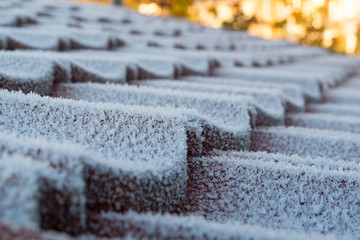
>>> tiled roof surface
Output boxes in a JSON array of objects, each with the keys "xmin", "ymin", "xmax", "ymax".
[{"xmin": 0, "ymin": 0, "xmax": 360, "ymax": 239}]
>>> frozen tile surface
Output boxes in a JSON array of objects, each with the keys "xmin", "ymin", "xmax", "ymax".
[{"xmin": 0, "ymin": 0, "xmax": 359, "ymax": 239}]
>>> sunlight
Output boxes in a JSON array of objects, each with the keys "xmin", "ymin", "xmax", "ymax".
[
  {"xmin": 242, "ymin": 0, "xmax": 256, "ymax": 17},
  {"xmin": 73, "ymin": 0, "xmax": 360, "ymax": 54},
  {"xmin": 216, "ymin": 3, "xmax": 233, "ymax": 22},
  {"xmin": 138, "ymin": 3, "xmax": 161, "ymax": 15}
]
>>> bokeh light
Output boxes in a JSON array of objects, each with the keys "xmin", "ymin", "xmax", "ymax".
[{"xmin": 72, "ymin": 0, "xmax": 360, "ymax": 55}]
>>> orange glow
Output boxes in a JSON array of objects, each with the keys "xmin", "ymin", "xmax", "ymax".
[
  {"xmin": 292, "ymin": 0, "xmax": 302, "ymax": 10},
  {"xmin": 346, "ymin": 33, "xmax": 358, "ymax": 53},
  {"xmin": 188, "ymin": 1, "xmax": 238, "ymax": 28},
  {"xmin": 241, "ymin": 0, "xmax": 360, "ymax": 54},
  {"xmin": 68, "ymin": 0, "xmax": 110, "ymax": 3},
  {"xmin": 71, "ymin": 0, "xmax": 360, "ymax": 54},
  {"xmin": 248, "ymin": 24, "xmax": 274, "ymax": 39},
  {"xmin": 216, "ymin": 3, "xmax": 233, "ymax": 22},
  {"xmin": 138, "ymin": 3, "xmax": 162, "ymax": 15},
  {"xmin": 242, "ymin": 0, "xmax": 256, "ymax": 17}
]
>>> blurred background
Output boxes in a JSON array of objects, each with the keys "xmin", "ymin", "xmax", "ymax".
[{"xmin": 71, "ymin": 0, "xmax": 360, "ymax": 55}]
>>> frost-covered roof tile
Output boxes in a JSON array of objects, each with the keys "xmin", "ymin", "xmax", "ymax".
[
  {"xmin": 1, "ymin": 0, "xmax": 360, "ymax": 238},
  {"xmin": 0, "ymin": 26, "xmax": 123, "ymax": 51},
  {"xmin": 307, "ymin": 103, "xmax": 360, "ymax": 118},
  {"xmin": 0, "ymin": 27, "xmax": 60, "ymax": 50},
  {"xmin": 51, "ymin": 83, "xmax": 253, "ymax": 153},
  {"xmin": 0, "ymin": 51, "xmax": 54, "ymax": 95},
  {"xmin": 285, "ymin": 113, "xmax": 360, "ymax": 133},
  {"xmin": 0, "ymin": 89, "xmax": 188, "ymax": 163},
  {"xmin": 251, "ymin": 126, "xmax": 360, "ymax": 162},
  {"xmin": 0, "ymin": 50, "xmax": 207, "ymax": 89},
  {"xmin": 0, "ymin": 217, "xmax": 69, "ymax": 240},
  {"xmin": 84, "ymin": 150, "xmax": 189, "ymax": 213},
  {"xmin": 183, "ymin": 76, "xmax": 306, "ymax": 112},
  {"xmin": 214, "ymin": 67, "xmax": 323, "ymax": 101},
  {"xmin": 342, "ymin": 75, "xmax": 360, "ymax": 88},
  {"xmin": 85, "ymin": 211, "xmax": 338, "ymax": 240},
  {"xmin": 324, "ymin": 88, "xmax": 360, "ymax": 105},
  {"xmin": 0, "ymin": 154, "xmax": 46, "ymax": 228},
  {"xmin": 0, "ymin": 10, "xmax": 38, "ymax": 27},
  {"xmin": 186, "ymin": 151, "xmax": 360, "ymax": 238},
  {"xmin": 69, "ymin": 31, "xmax": 114, "ymax": 50},
  {"xmin": 117, "ymin": 48, "xmax": 215, "ymax": 76},
  {"xmin": 52, "ymin": 82, "xmax": 252, "ymax": 133},
  {"xmin": 274, "ymin": 63, "xmax": 354, "ymax": 87},
  {"xmin": 0, "ymin": 90, "xmax": 191, "ymax": 215},
  {"xmin": 69, "ymin": 56, "xmax": 129, "ymax": 83},
  {"xmin": 134, "ymin": 79, "xmax": 285, "ymax": 125},
  {"xmin": 0, "ymin": 131, "xmax": 86, "ymax": 234}
]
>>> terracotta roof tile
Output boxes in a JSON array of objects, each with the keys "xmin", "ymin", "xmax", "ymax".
[{"xmin": 0, "ymin": 0, "xmax": 360, "ymax": 239}]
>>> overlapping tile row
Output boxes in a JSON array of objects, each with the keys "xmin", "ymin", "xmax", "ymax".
[
  {"xmin": 181, "ymin": 76, "xmax": 306, "ymax": 112},
  {"xmin": 1, "ymin": 0, "xmax": 360, "ymax": 239},
  {"xmin": 0, "ymin": 51, "xmax": 216, "ymax": 95},
  {"xmin": 186, "ymin": 151, "xmax": 360, "ymax": 237},
  {"xmin": 251, "ymin": 127, "xmax": 360, "ymax": 162},
  {"xmin": 85, "ymin": 211, "xmax": 338, "ymax": 240},
  {"xmin": 0, "ymin": 135, "xmax": 85, "ymax": 235},
  {"xmin": 133, "ymin": 79, "xmax": 286, "ymax": 125},
  {"xmin": 0, "ymin": 90, "xmax": 191, "ymax": 216},
  {"xmin": 51, "ymin": 83, "xmax": 253, "ymax": 154}
]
